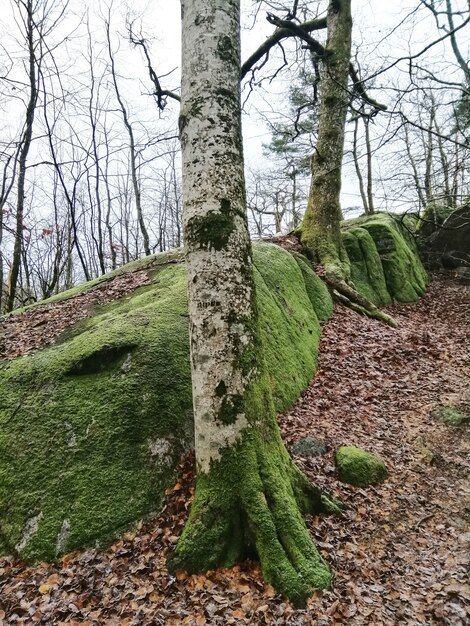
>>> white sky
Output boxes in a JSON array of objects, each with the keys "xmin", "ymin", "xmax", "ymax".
[{"xmin": 1, "ymin": 0, "xmax": 468, "ymax": 212}]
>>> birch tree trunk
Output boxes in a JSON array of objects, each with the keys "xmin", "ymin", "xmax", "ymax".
[
  {"xmin": 300, "ymin": 0, "xmax": 352, "ymax": 277},
  {"xmin": 170, "ymin": 0, "xmax": 334, "ymax": 606}
]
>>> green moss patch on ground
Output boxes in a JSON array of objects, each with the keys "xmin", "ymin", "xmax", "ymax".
[
  {"xmin": 0, "ymin": 243, "xmax": 329, "ymax": 561},
  {"xmin": 431, "ymin": 406, "xmax": 469, "ymax": 427},
  {"xmin": 344, "ymin": 213, "xmax": 428, "ymax": 302},
  {"xmin": 335, "ymin": 446, "xmax": 388, "ymax": 487}
]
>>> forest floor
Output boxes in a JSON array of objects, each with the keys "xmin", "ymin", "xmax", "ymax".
[{"xmin": 0, "ymin": 272, "xmax": 469, "ymax": 626}]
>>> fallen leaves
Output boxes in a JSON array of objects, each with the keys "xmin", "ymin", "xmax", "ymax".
[
  {"xmin": 0, "ymin": 272, "xmax": 469, "ymax": 624},
  {"xmin": 0, "ymin": 271, "xmax": 152, "ymax": 360}
]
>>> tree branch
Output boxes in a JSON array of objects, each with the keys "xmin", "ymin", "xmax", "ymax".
[
  {"xmin": 241, "ymin": 15, "xmax": 327, "ymax": 80},
  {"xmin": 248, "ymin": 13, "xmax": 387, "ymax": 112}
]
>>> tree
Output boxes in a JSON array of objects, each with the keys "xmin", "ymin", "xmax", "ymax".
[
  {"xmin": 6, "ymin": 0, "xmax": 40, "ymax": 311},
  {"xmin": 170, "ymin": 0, "xmax": 336, "ymax": 606},
  {"xmin": 300, "ymin": 0, "xmax": 352, "ymax": 275}
]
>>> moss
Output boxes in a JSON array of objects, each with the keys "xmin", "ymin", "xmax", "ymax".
[
  {"xmin": 0, "ymin": 264, "xmax": 193, "ymax": 561},
  {"xmin": 1, "ymin": 249, "xmax": 184, "ymax": 318},
  {"xmin": 252, "ymin": 244, "xmax": 322, "ymax": 411},
  {"xmin": 341, "ymin": 227, "xmax": 391, "ymax": 306},
  {"xmin": 432, "ymin": 406, "xmax": 469, "ymax": 427},
  {"xmin": 335, "ymin": 446, "xmax": 388, "ymax": 487},
  {"xmin": 418, "ymin": 203, "xmax": 454, "ymax": 235},
  {"xmin": 185, "ymin": 202, "xmax": 235, "ymax": 251},
  {"xmin": 170, "ymin": 418, "xmax": 331, "ymax": 607},
  {"xmin": 345, "ymin": 213, "xmax": 427, "ymax": 302},
  {"xmin": 169, "ymin": 247, "xmax": 334, "ymax": 606},
  {"xmin": 291, "ymin": 253, "xmax": 333, "ymax": 321},
  {"xmin": 0, "ymin": 242, "xmax": 323, "ymax": 561}
]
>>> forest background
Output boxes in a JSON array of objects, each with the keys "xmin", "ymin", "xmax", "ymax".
[{"xmin": 0, "ymin": 0, "xmax": 468, "ymax": 310}]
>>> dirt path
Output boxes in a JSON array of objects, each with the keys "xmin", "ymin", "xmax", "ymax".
[{"xmin": 1, "ymin": 274, "xmax": 469, "ymax": 625}]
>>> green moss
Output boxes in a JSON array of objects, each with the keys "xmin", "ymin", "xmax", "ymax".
[
  {"xmin": 170, "ymin": 423, "xmax": 331, "ymax": 607},
  {"xmin": 169, "ymin": 248, "xmax": 334, "ymax": 605},
  {"xmin": 432, "ymin": 406, "xmax": 469, "ymax": 426},
  {"xmin": 291, "ymin": 253, "xmax": 333, "ymax": 321},
  {"xmin": 341, "ymin": 227, "xmax": 391, "ymax": 306},
  {"xmin": 419, "ymin": 203, "xmax": 454, "ymax": 234},
  {"xmin": 185, "ymin": 200, "xmax": 237, "ymax": 251},
  {"xmin": 300, "ymin": 206, "xmax": 351, "ymax": 280},
  {"xmin": 1, "ymin": 249, "xmax": 184, "ymax": 317},
  {"xmin": 335, "ymin": 446, "xmax": 388, "ymax": 487},
  {"xmin": 0, "ymin": 264, "xmax": 193, "ymax": 561},
  {"xmin": 253, "ymin": 244, "xmax": 322, "ymax": 411},
  {"xmin": 345, "ymin": 213, "xmax": 427, "ymax": 302},
  {"xmin": 0, "ymin": 242, "xmax": 323, "ymax": 561}
]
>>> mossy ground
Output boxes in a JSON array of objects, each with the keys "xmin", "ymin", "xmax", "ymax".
[
  {"xmin": 0, "ymin": 243, "xmax": 333, "ymax": 562},
  {"xmin": 432, "ymin": 406, "xmax": 469, "ymax": 427},
  {"xmin": 335, "ymin": 446, "xmax": 388, "ymax": 487}
]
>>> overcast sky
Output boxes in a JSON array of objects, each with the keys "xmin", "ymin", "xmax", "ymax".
[{"xmin": 1, "ymin": 0, "xmax": 468, "ymax": 212}]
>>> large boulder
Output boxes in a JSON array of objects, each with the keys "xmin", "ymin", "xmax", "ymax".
[
  {"xmin": 343, "ymin": 213, "xmax": 428, "ymax": 303},
  {"xmin": 427, "ymin": 205, "xmax": 470, "ymax": 265},
  {"xmin": 0, "ymin": 243, "xmax": 332, "ymax": 561},
  {"xmin": 341, "ymin": 226, "xmax": 391, "ymax": 307}
]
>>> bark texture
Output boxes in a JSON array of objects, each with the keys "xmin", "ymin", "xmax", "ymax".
[
  {"xmin": 171, "ymin": 0, "xmax": 333, "ymax": 605},
  {"xmin": 301, "ymin": 0, "xmax": 352, "ymax": 277}
]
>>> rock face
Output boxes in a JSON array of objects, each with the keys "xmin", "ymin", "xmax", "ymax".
[
  {"xmin": 343, "ymin": 213, "xmax": 428, "ymax": 303},
  {"xmin": 335, "ymin": 446, "xmax": 388, "ymax": 487},
  {"xmin": 0, "ymin": 243, "xmax": 328, "ymax": 561},
  {"xmin": 424, "ymin": 205, "xmax": 470, "ymax": 268},
  {"xmin": 0, "ymin": 216, "xmax": 426, "ymax": 561}
]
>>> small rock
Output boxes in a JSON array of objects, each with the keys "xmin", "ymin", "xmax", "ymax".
[
  {"xmin": 335, "ymin": 446, "xmax": 388, "ymax": 487},
  {"xmin": 291, "ymin": 437, "xmax": 327, "ymax": 458}
]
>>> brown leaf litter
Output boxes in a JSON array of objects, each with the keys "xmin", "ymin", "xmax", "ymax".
[{"xmin": 0, "ymin": 272, "xmax": 469, "ymax": 625}]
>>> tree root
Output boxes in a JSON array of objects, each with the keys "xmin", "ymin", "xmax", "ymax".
[
  {"xmin": 168, "ymin": 430, "xmax": 337, "ymax": 607},
  {"xmin": 324, "ymin": 272, "xmax": 397, "ymax": 327}
]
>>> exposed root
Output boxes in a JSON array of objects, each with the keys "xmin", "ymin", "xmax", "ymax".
[
  {"xmin": 325, "ymin": 272, "xmax": 397, "ymax": 327},
  {"xmin": 168, "ymin": 431, "xmax": 336, "ymax": 607}
]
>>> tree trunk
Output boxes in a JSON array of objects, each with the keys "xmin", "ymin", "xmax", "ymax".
[
  {"xmin": 170, "ymin": 0, "xmax": 333, "ymax": 606},
  {"xmin": 300, "ymin": 0, "xmax": 352, "ymax": 278},
  {"xmin": 353, "ymin": 116, "xmax": 369, "ymax": 213},
  {"xmin": 6, "ymin": 0, "xmax": 37, "ymax": 312},
  {"xmin": 364, "ymin": 116, "xmax": 375, "ymax": 214}
]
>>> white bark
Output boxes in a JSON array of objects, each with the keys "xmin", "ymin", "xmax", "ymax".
[{"xmin": 181, "ymin": 0, "xmax": 255, "ymax": 473}]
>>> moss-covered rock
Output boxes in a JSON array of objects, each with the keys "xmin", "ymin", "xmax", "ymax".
[
  {"xmin": 341, "ymin": 227, "xmax": 391, "ymax": 306},
  {"xmin": 0, "ymin": 242, "xmax": 331, "ymax": 561},
  {"xmin": 345, "ymin": 213, "xmax": 427, "ymax": 302},
  {"xmin": 291, "ymin": 253, "xmax": 334, "ymax": 321},
  {"xmin": 335, "ymin": 446, "xmax": 388, "ymax": 487},
  {"xmin": 418, "ymin": 203, "xmax": 454, "ymax": 238}
]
